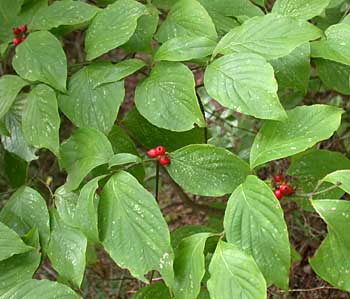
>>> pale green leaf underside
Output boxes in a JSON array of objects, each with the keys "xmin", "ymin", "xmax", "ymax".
[
  {"xmin": 272, "ymin": 0, "xmax": 331, "ymax": 20},
  {"xmin": 0, "ymin": 279, "xmax": 80, "ymax": 299},
  {"xmin": 204, "ymin": 53, "xmax": 287, "ymax": 120},
  {"xmin": 0, "ymin": 222, "xmax": 33, "ymax": 262},
  {"xmin": 99, "ymin": 171, "xmax": 174, "ymax": 287},
  {"xmin": 0, "ymin": 75, "xmax": 28, "ymax": 119},
  {"xmin": 58, "ymin": 64, "xmax": 125, "ymax": 134},
  {"xmin": 311, "ymin": 23, "xmax": 350, "ymax": 66},
  {"xmin": 22, "ymin": 84, "xmax": 60, "ymax": 155},
  {"xmin": 167, "ymin": 144, "xmax": 251, "ymax": 196},
  {"xmin": 32, "ymin": 0, "xmax": 100, "ymax": 30},
  {"xmin": 322, "ymin": 170, "xmax": 350, "ymax": 194},
  {"xmin": 12, "ymin": 31, "xmax": 67, "ymax": 92},
  {"xmin": 310, "ymin": 200, "xmax": 350, "ymax": 291},
  {"xmin": 250, "ymin": 104, "xmax": 343, "ymax": 168},
  {"xmin": 59, "ymin": 128, "xmax": 114, "ymax": 191},
  {"xmin": 155, "ymin": 0, "xmax": 217, "ymax": 43},
  {"xmin": 214, "ymin": 14, "xmax": 321, "ymax": 60},
  {"xmin": 224, "ymin": 175, "xmax": 291, "ymax": 289},
  {"xmin": 173, "ymin": 233, "xmax": 213, "ymax": 299},
  {"xmin": 207, "ymin": 240, "xmax": 267, "ymax": 299},
  {"xmin": 85, "ymin": 0, "xmax": 147, "ymax": 60},
  {"xmin": 135, "ymin": 61, "xmax": 205, "ymax": 132},
  {"xmin": 155, "ymin": 36, "xmax": 216, "ymax": 61}
]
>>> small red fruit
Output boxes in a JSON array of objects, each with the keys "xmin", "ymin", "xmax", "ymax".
[
  {"xmin": 13, "ymin": 37, "xmax": 23, "ymax": 46},
  {"xmin": 13, "ymin": 27, "xmax": 21, "ymax": 35},
  {"xmin": 19, "ymin": 24, "xmax": 27, "ymax": 33},
  {"xmin": 147, "ymin": 148, "xmax": 158, "ymax": 158},
  {"xmin": 155, "ymin": 146, "xmax": 166, "ymax": 156},
  {"xmin": 274, "ymin": 189, "xmax": 283, "ymax": 200},
  {"xmin": 279, "ymin": 183, "xmax": 294, "ymax": 195},
  {"xmin": 159, "ymin": 155, "xmax": 170, "ymax": 166},
  {"xmin": 273, "ymin": 174, "xmax": 284, "ymax": 183}
]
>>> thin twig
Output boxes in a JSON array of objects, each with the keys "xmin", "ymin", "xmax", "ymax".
[
  {"xmin": 295, "ymin": 182, "xmax": 342, "ymax": 198},
  {"xmin": 278, "ymin": 286, "xmax": 337, "ymax": 293}
]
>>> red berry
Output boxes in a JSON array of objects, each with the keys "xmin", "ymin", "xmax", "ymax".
[
  {"xmin": 273, "ymin": 174, "xmax": 284, "ymax": 183},
  {"xmin": 13, "ymin": 27, "xmax": 21, "ymax": 35},
  {"xmin": 19, "ymin": 24, "xmax": 27, "ymax": 33},
  {"xmin": 159, "ymin": 155, "xmax": 170, "ymax": 166},
  {"xmin": 155, "ymin": 146, "xmax": 166, "ymax": 156},
  {"xmin": 13, "ymin": 37, "xmax": 23, "ymax": 46},
  {"xmin": 279, "ymin": 183, "xmax": 294, "ymax": 195},
  {"xmin": 274, "ymin": 189, "xmax": 283, "ymax": 200},
  {"xmin": 147, "ymin": 148, "xmax": 158, "ymax": 158}
]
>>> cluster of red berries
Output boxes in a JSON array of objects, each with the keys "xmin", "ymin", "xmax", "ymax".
[
  {"xmin": 13, "ymin": 24, "xmax": 28, "ymax": 46},
  {"xmin": 147, "ymin": 146, "xmax": 170, "ymax": 166},
  {"xmin": 273, "ymin": 175, "xmax": 294, "ymax": 200}
]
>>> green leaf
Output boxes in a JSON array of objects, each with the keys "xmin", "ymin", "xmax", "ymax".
[
  {"xmin": 155, "ymin": 36, "xmax": 216, "ymax": 61},
  {"xmin": 108, "ymin": 125, "xmax": 139, "ymax": 154},
  {"xmin": 309, "ymin": 200, "xmax": 350, "ymax": 291},
  {"xmin": 85, "ymin": 59, "xmax": 146, "ymax": 89},
  {"xmin": 271, "ymin": 43, "xmax": 310, "ymax": 94},
  {"xmin": 123, "ymin": 4, "xmax": 159, "ymax": 53},
  {"xmin": 22, "ymin": 84, "xmax": 60, "ymax": 155},
  {"xmin": 207, "ymin": 240, "xmax": 267, "ymax": 299},
  {"xmin": 171, "ymin": 225, "xmax": 217, "ymax": 249},
  {"xmin": 204, "ymin": 53, "xmax": 286, "ymax": 121},
  {"xmin": 12, "ymin": 31, "xmax": 67, "ymax": 92},
  {"xmin": 198, "ymin": 0, "xmax": 263, "ymax": 35},
  {"xmin": 1, "ymin": 97, "xmax": 38, "ymax": 162},
  {"xmin": 311, "ymin": 23, "xmax": 350, "ymax": 66},
  {"xmin": 0, "ymin": 221, "xmax": 33, "ymax": 261},
  {"xmin": 0, "ymin": 0, "xmax": 22, "ymax": 43},
  {"xmin": 322, "ymin": 170, "xmax": 350, "ymax": 194},
  {"xmin": 0, "ymin": 186, "xmax": 50, "ymax": 251},
  {"xmin": 0, "ymin": 119, "xmax": 9, "ymax": 136},
  {"xmin": 0, "ymin": 75, "xmax": 28, "ymax": 119},
  {"xmin": 250, "ymin": 105, "xmax": 343, "ymax": 169},
  {"xmin": 4, "ymin": 152, "xmax": 28, "ymax": 188},
  {"xmin": 32, "ymin": 0, "xmax": 99, "ymax": 30},
  {"xmin": 54, "ymin": 186, "xmax": 78, "ymax": 228},
  {"xmin": 214, "ymin": 14, "xmax": 321, "ymax": 60},
  {"xmin": 0, "ymin": 250, "xmax": 41, "ymax": 296},
  {"xmin": 272, "ymin": 0, "xmax": 331, "ymax": 20},
  {"xmin": 167, "ymin": 144, "xmax": 251, "ymax": 196},
  {"xmin": 173, "ymin": 233, "xmax": 213, "ymax": 299},
  {"xmin": 85, "ymin": 0, "xmax": 147, "ymax": 60},
  {"xmin": 315, "ymin": 58, "xmax": 350, "ymax": 95},
  {"xmin": 59, "ymin": 128, "xmax": 114, "ymax": 191},
  {"xmin": 73, "ymin": 176, "xmax": 104, "ymax": 243},
  {"xmin": 123, "ymin": 108, "xmax": 205, "ymax": 151},
  {"xmin": 135, "ymin": 62, "xmax": 205, "ymax": 131},
  {"xmin": 58, "ymin": 64, "xmax": 125, "ymax": 134},
  {"xmin": 108, "ymin": 153, "xmax": 141, "ymax": 168},
  {"xmin": 18, "ymin": 0, "xmax": 48, "ymax": 30},
  {"xmin": 0, "ymin": 279, "xmax": 80, "ymax": 299},
  {"xmin": 47, "ymin": 211, "xmax": 87, "ymax": 288},
  {"xmin": 224, "ymin": 175, "xmax": 291, "ymax": 289},
  {"xmin": 132, "ymin": 283, "xmax": 171, "ymax": 299},
  {"xmin": 99, "ymin": 171, "xmax": 174, "ymax": 286},
  {"xmin": 155, "ymin": 0, "xmax": 217, "ymax": 43},
  {"xmin": 288, "ymin": 149, "xmax": 350, "ymax": 202}
]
